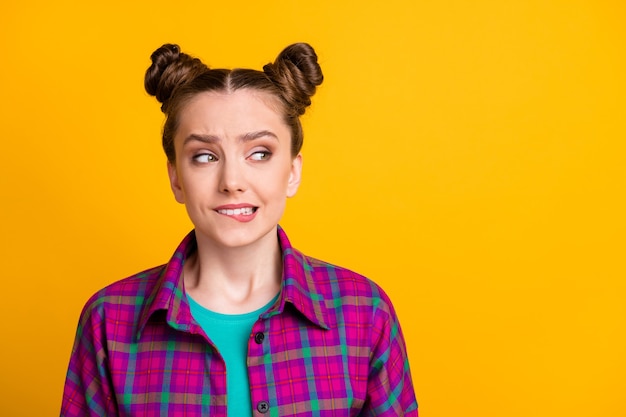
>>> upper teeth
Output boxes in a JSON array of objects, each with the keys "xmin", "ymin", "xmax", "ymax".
[{"xmin": 218, "ymin": 207, "xmax": 254, "ymax": 215}]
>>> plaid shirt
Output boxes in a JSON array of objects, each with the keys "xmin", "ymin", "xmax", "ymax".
[{"xmin": 61, "ymin": 227, "xmax": 418, "ymax": 416}]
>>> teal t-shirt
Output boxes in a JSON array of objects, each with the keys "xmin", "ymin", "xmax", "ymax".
[{"xmin": 187, "ymin": 294, "xmax": 279, "ymax": 417}]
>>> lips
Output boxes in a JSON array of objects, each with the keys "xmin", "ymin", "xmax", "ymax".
[
  {"xmin": 216, "ymin": 207, "xmax": 255, "ymax": 216},
  {"xmin": 214, "ymin": 204, "xmax": 258, "ymax": 222}
]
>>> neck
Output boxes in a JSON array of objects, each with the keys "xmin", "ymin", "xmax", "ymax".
[{"xmin": 184, "ymin": 227, "xmax": 282, "ymax": 314}]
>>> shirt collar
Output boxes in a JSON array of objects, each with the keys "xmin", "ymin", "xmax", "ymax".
[
  {"xmin": 136, "ymin": 230, "xmax": 197, "ymax": 340},
  {"xmin": 136, "ymin": 226, "xmax": 331, "ymax": 340},
  {"xmin": 263, "ymin": 226, "xmax": 332, "ymax": 330}
]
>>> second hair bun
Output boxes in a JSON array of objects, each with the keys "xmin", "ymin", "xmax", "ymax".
[{"xmin": 264, "ymin": 43, "xmax": 324, "ymax": 116}]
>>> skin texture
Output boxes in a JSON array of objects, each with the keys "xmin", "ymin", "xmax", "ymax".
[{"xmin": 167, "ymin": 89, "xmax": 302, "ymax": 313}]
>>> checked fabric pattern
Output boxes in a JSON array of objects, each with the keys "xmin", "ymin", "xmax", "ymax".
[{"xmin": 62, "ymin": 227, "xmax": 418, "ymax": 416}]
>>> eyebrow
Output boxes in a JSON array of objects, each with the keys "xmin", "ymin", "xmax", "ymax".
[
  {"xmin": 183, "ymin": 130, "xmax": 279, "ymax": 146},
  {"xmin": 241, "ymin": 130, "xmax": 279, "ymax": 142}
]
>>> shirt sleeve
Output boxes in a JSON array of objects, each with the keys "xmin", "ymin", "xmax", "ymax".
[
  {"xmin": 363, "ymin": 291, "xmax": 418, "ymax": 416},
  {"xmin": 61, "ymin": 298, "xmax": 118, "ymax": 417}
]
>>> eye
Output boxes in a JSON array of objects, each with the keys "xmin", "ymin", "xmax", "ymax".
[
  {"xmin": 249, "ymin": 151, "xmax": 272, "ymax": 161},
  {"xmin": 193, "ymin": 153, "xmax": 218, "ymax": 163}
]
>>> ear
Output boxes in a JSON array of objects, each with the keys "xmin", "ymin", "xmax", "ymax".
[
  {"xmin": 167, "ymin": 161, "xmax": 185, "ymax": 204},
  {"xmin": 286, "ymin": 153, "xmax": 303, "ymax": 198}
]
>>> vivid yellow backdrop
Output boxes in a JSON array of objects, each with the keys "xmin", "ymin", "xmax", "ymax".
[{"xmin": 1, "ymin": 1, "xmax": 624, "ymax": 416}]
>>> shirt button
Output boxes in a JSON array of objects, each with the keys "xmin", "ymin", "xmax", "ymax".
[
  {"xmin": 254, "ymin": 332, "xmax": 265, "ymax": 344},
  {"xmin": 257, "ymin": 400, "xmax": 269, "ymax": 413}
]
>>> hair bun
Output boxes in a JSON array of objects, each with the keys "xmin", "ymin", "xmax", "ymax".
[
  {"xmin": 263, "ymin": 43, "xmax": 324, "ymax": 116},
  {"xmin": 144, "ymin": 43, "xmax": 208, "ymax": 112}
]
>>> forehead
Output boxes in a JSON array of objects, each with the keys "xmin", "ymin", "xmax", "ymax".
[{"xmin": 177, "ymin": 89, "xmax": 285, "ymax": 131}]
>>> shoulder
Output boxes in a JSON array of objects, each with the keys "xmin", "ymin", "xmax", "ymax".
[
  {"xmin": 294, "ymin": 250, "xmax": 408, "ymax": 360},
  {"xmin": 298, "ymin": 250, "xmax": 397, "ymax": 317},
  {"xmin": 77, "ymin": 265, "xmax": 166, "ymax": 327}
]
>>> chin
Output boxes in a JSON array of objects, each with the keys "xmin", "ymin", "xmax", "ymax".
[{"xmin": 199, "ymin": 224, "xmax": 278, "ymax": 249}]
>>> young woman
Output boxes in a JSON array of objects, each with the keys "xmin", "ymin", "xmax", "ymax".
[{"xmin": 61, "ymin": 43, "xmax": 418, "ymax": 417}]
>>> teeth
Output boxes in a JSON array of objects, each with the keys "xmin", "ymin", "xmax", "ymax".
[{"xmin": 218, "ymin": 207, "xmax": 254, "ymax": 216}]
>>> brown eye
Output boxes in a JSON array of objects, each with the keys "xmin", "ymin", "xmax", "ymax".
[
  {"xmin": 193, "ymin": 153, "xmax": 218, "ymax": 163},
  {"xmin": 249, "ymin": 151, "xmax": 271, "ymax": 161}
]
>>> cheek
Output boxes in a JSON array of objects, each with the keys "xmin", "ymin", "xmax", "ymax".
[
  {"xmin": 278, "ymin": 167, "xmax": 295, "ymax": 194},
  {"xmin": 260, "ymin": 178, "xmax": 290, "ymax": 203},
  {"xmin": 180, "ymin": 172, "xmax": 214, "ymax": 197}
]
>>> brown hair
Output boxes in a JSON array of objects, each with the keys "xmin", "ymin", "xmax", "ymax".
[{"xmin": 144, "ymin": 43, "xmax": 323, "ymax": 163}]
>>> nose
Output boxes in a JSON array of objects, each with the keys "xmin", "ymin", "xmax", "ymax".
[{"xmin": 218, "ymin": 158, "xmax": 246, "ymax": 193}]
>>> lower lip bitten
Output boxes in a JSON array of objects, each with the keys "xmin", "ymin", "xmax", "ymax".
[
  {"xmin": 215, "ymin": 207, "xmax": 258, "ymax": 222},
  {"xmin": 217, "ymin": 207, "xmax": 256, "ymax": 216}
]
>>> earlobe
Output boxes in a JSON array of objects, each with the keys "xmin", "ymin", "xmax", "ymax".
[
  {"xmin": 287, "ymin": 153, "xmax": 303, "ymax": 198},
  {"xmin": 167, "ymin": 162, "xmax": 185, "ymax": 204}
]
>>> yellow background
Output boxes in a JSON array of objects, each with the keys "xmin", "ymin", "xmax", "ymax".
[{"xmin": 1, "ymin": 1, "xmax": 624, "ymax": 416}]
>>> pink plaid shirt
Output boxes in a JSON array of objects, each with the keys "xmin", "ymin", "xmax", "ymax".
[{"xmin": 62, "ymin": 227, "xmax": 418, "ymax": 416}]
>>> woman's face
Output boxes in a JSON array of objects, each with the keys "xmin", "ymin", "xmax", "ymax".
[{"xmin": 168, "ymin": 89, "xmax": 302, "ymax": 249}]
